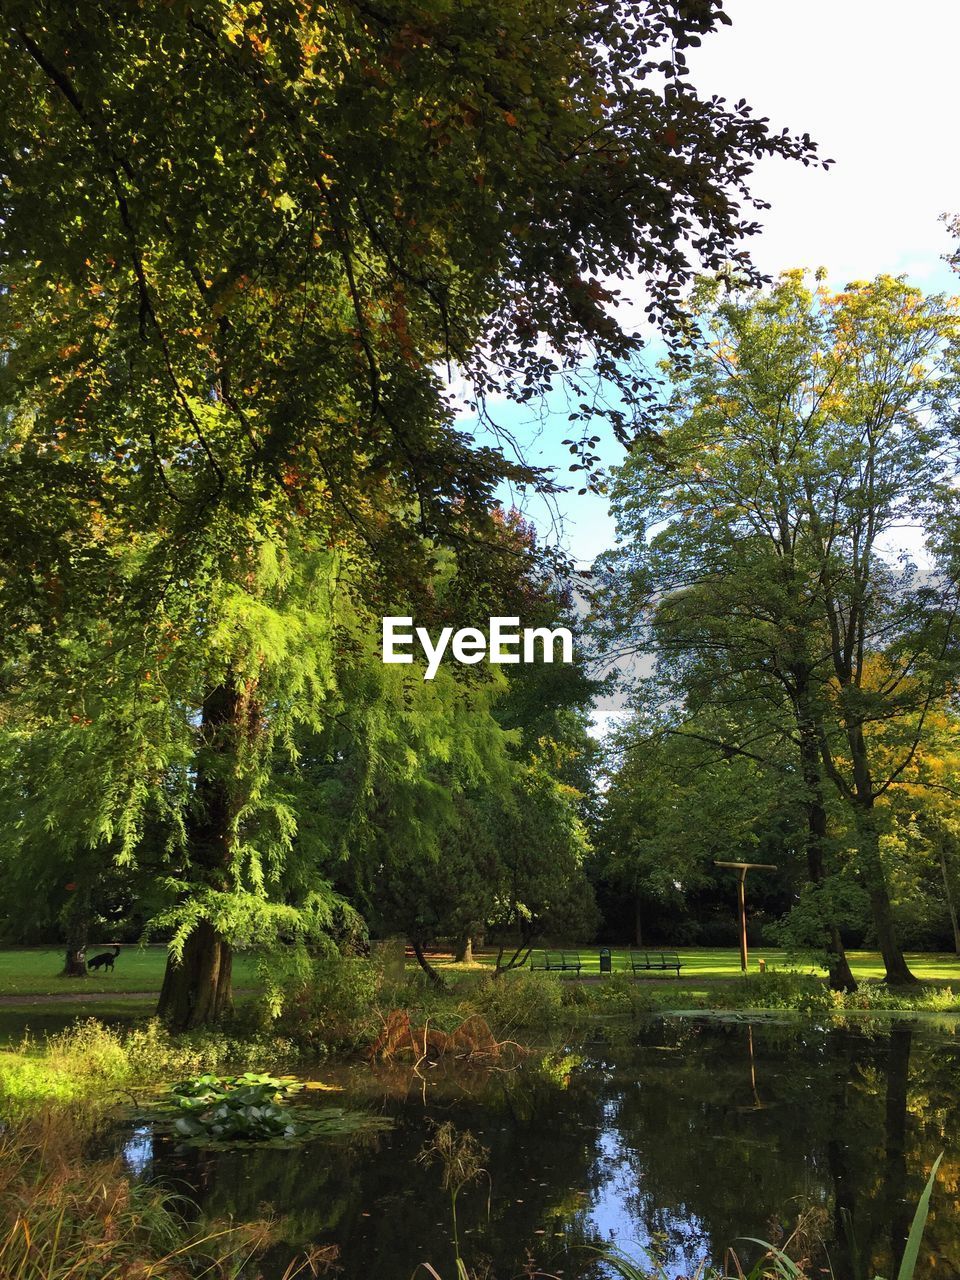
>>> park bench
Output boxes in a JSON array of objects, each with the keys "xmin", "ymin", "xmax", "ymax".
[
  {"xmin": 629, "ymin": 950, "xmax": 682, "ymax": 977},
  {"xmin": 529, "ymin": 950, "xmax": 582, "ymax": 974}
]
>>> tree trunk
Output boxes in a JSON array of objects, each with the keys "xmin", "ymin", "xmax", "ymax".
[
  {"xmin": 455, "ymin": 934, "xmax": 473, "ymax": 964},
  {"xmin": 493, "ymin": 934, "xmax": 534, "ymax": 976},
  {"xmin": 62, "ymin": 939, "xmax": 88, "ymax": 977},
  {"xmin": 157, "ymin": 677, "xmax": 249, "ymax": 1028},
  {"xmin": 634, "ymin": 895, "xmax": 643, "ymax": 948},
  {"xmin": 60, "ymin": 883, "xmax": 90, "ymax": 978},
  {"xmin": 855, "ymin": 805, "xmax": 917, "ymax": 985},
  {"xmin": 157, "ymin": 919, "xmax": 233, "ymax": 1027},
  {"xmin": 936, "ymin": 828, "xmax": 960, "ymax": 954},
  {"xmin": 410, "ymin": 938, "xmax": 447, "ymax": 989},
  {"xmin": 795, "ymin": 692, "xmax": 856, "ymax": 991},
  {"xmin": 843, "ymin": 716, "xmax": 916, "ymax": 985}
]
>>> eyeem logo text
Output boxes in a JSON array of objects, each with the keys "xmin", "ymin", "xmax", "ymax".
[{"xmin": 382, "ymin": 616, "xmax": 573, "ymax": 681}]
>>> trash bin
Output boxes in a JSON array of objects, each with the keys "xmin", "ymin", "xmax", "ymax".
[{"xmin": 599, "ymin": 947, "xmax": 612, "ymax": 974}]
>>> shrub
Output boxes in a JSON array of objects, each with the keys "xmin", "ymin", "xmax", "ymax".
[
  {"xmin": 0, "ymin": 1019, "xmax": 303, "ymax": 1122},
  {"xmin": 474, "ymin": 970, "xmax": 564, "ymax": 1030},
  {"xmin": 0, "ymin": 1126, "xmax": 280, "ymax": 1279},
  {"xmin": 279, "ymin": 956, "xmax": 383, "ymax": 1050},
  {"xmin": 713, "ymin": 970, "xmax": 833, "ymax": 1014},
  {"xmin": 561, "ymin": 972, "xmax": 660, "ymax": 1018}
]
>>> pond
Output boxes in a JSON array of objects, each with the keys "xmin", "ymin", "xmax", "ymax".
[{"xmin": 118, "ymin": 1015, "xmax": 960, "ymax": 1279}]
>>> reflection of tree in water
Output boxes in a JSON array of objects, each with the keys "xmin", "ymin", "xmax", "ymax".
[
  {"xmin": 131, "ymin": 1053, "xmax": 615, "ymax": 1280},
  {"xmin": 598, "ymin": 1018, "xmax": 960, "ymax": 1280},
  {"xmin": 123, "ymin": 1021, "xmax": 960, "ymax": 1279},
  {"xmin": 832, "ymin": 1019, "xmax": 960, "ymax": 1280}
]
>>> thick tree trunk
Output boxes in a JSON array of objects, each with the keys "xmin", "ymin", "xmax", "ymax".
[
  {"xmin": 936, "ymin": 829, "xmax": 960, "ymax": 954},
  {"xmin": 843, "ymin": 716, "xmax": 916, "ymax": 986},
  {"xmin": 795, "ymin": 694, "xmax": 856, "ymax": 991},
  {"xmin": 455, "ymin": 935, "xmax": 473, "ymax": 964},
  {"xmin": 157, "ymin": 919, "xmax": 234, "ymax": 1028},
  {"xmin": 62, "ymin": 940, "xmax": 88, "ymax": 978},
  {"xmin": 855, "ymin": 805, "xmax": 917, "ymax": 985},
  {"xmin": 156, "ymin": 678, "xmax": 249, "ymax": 1029}
]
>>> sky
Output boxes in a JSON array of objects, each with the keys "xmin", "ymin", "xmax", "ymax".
[{"xmin": 481, "ymin": 0, "xmax": 960, "ymax": 570}]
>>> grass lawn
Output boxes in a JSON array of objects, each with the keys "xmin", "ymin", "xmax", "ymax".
[
  {"xmin": 0, "ymin": 997, "xmax": 158, "ymax": 1046},
  {"xmin": 0, "ymin": 946, "xmax": 262, "ymax": 997},
  {"xmin": 438, "ymin": 945, "xmax": 960, "ymax": 984},
  {"xmin": 3, "ymin": 945, "xmax": 960, "ymax": 999},
  {"xmin": 0, "ymin": 944, "xmax": 958, "ymax": 1050}
]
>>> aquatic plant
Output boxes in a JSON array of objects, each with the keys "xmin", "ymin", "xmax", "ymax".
[
  {"xmin": 417, "ymin": 1121, "xmax": 490, "ymax": 1275},
  {"xmin": 163, "ymin": 1070, "xmax": 390, "ymax": 1147},
  {"xmin": 170, "ymin": 1072, "xmax": 305, "ymax": 1143},
  {"xmin": 369, "ymin": 1009, "xmax": 521, "ymax": 1064}
]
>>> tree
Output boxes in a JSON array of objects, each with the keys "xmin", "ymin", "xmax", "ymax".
[
  {"xmin": 0, "ymin": 3, "xmax": 823, "ymax": 1023},
  {"xmin": 294, "ymin": 516, "xmax": 599, "ymax": 987},
  {"xmin": 596, "ymin": 272, "xmax": 960, "ymax": 985}
]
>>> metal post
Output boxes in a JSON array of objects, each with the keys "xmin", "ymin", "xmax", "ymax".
[
  {"xmin": 738, "ymin": 867, "xmax": 748, "ymax": 972},
  {"xmin": 714, "ymin": 861, "xmax": 778, "ymax": 973}
]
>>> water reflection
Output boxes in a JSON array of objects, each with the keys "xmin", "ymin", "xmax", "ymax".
[{"xmin": 124, "ymin": 1018, "xmax": 960, "ymax": 1279}]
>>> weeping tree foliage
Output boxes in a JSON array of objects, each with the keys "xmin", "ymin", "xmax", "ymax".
[
  {"xmin": 595, "ymin": 271, "xmax": 960, "ymax": 985},
  {"xmin": 0, "ymin": 520, "xmax": 361, "ymax": 1020},
  {"xmin": 0, "ymin": 2, "xmax": 823, "ymax": 1023}
]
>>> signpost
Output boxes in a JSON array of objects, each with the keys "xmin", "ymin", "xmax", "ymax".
[{"xmin": 714, "ymin": 861, "xmax": 777, "ymax": 972}]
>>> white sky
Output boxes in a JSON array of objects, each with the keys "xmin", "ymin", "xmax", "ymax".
[
  {"xmin": 688, "ymin": 0, "xmax": 960, "ymax": 293},
  {"xmin": 514, "ymin": 0, "xmax": 960, "ymax": 569}
]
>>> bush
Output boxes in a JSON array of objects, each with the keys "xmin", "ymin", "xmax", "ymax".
[
  {"xmin": 561, "ymin": 972, "xmax": 660, "ymax": 1018},
  {"xmin": 713, "ymin": 970, "xmax": 833, "ymax": 1014},
  {"xmin": 279, "ymin": 956, "xmax": 383, "ymax": 1050},
  {"xmin": 474, "ymin": 970, "xmax": 564, "ymax": 1030},
  {"xmin": 0, "ymin": 1019, "xmax": 302, "ymax": 1121}
]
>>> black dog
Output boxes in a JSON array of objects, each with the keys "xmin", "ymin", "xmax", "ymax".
[{"xmin": 87, "ymin": 945, "xmax": 121, "ymax": 972}]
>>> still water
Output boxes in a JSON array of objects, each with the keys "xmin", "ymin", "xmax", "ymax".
[{"xmin": 122, "ymin": 1016, "xmax": 960, "ymax": 1278}]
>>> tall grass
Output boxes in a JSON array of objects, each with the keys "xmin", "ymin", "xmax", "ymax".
[
  {"xmin": 0, "ymin": 1116, "xmax": 271, "ymax": 1279},
  {"xmin": 0, "ymin": 1018, "xmax": 301, "ymax": 1119}
]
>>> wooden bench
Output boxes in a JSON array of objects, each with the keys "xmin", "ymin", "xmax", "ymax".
[
  {"xmin": 629, "ymin": 950, "xmax": 682, "ymax": 977},
  {"xmin": 529, "ymin": 950, "xmax": 582, "ymax": 974}
]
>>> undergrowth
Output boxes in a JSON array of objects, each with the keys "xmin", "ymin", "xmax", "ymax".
[
  {"xmin": 708, "ymin": 970, "xmax": 960, "ymax": 1015},
  {"xmin": 0, "ymin": 1114, "xmax": 330, "ymax": 1279}
]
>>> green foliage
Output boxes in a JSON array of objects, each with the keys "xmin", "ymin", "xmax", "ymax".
[
  {"xmin": 706, "ymin": 970, "xmax": 960, "ymax": 1015},
  {"xmin": 169, "ymin": 1072, "xmax": 305, "ymax": 1144},
  {"xmin": 595, "ymin": 270, "xmax": 960, "ymax": 979},
  {"xmin": 0, "ymin": 1018, "xmax": 301, "ymax": 1119},
  {"xmin": 474, "ymin": 970, "xmax": 565, "ymax": 1030},
  {"xmin": 561, "ymin": 971, "xmax": 660, "ymax": 1019},
  {"xmin": 712, "ymin": 971, "xmax": 834, "ymax": 1015},
  {"xmin": 0, "ymin": 0, "xmax": 824, "ymax": 1024},
  {"xmin": 280, "ymin": 956, "xmax": 385, "ymax": 1050}
]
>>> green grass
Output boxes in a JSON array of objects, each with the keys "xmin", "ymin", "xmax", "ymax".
[
  {"xmin": 0, "ymin": 944, "xmax": 956, "ymax": 1050},
  {"xmin": 0, "ymin": 998, "xmax": 158, "ymax": 1046},
  {"xmin": 438, "ymin": 946, "xmax": 960, "ymax": 983},
  {"xmin": 0, "ymin": 946, "xmax": 262, "ymax": 996},
  {"xmin": 5, "ymin": 945, "xmax": 959, "ymax": 999}
]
